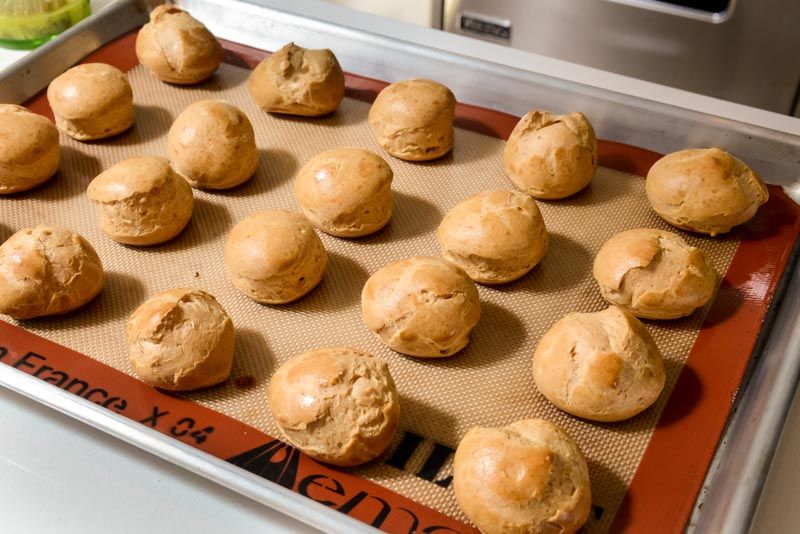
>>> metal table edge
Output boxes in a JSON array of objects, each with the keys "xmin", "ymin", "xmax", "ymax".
[{"xmin": 0, "ymin": 363, "xmax": 377, "ymax": 534}]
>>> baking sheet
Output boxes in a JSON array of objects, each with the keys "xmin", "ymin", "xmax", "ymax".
[{"xmin": 2, "ymin": 31, "xmax": 799, "ymax": 533}]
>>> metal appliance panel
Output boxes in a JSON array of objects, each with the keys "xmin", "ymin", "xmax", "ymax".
[{"xmin": 444, "ymin": 0, "xmax": 800, "ymax": 114}]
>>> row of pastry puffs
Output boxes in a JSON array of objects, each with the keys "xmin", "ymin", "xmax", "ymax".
[{"xmin": 0, "ymin": 5, "xmax": 771, "ymax": 533}]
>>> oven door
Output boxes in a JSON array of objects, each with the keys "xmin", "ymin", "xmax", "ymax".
[{"xmin": 443, "ymin": 0, "xmax": 800, "ymax": 115}]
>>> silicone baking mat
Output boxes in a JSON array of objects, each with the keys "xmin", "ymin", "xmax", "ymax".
[{"xmin": 2, "ymin": 32, "xmax": 800, "ymax": 533}]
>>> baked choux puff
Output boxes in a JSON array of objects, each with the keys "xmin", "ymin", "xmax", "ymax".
[
  {"xmin": 225, "ymin": 210, "xmax": 327, "ymax": 304},
  {"xmin": 0, "ymin": 105, "xmax": 60, "ymax": 194},
  {"xmin": 504, "ymin": 110, "xmax": 597, "ymax": 199},
  {"xmin": 0, "ymin": 226, "xmax": 103, "ymax": 319},
  {"xmin": 248, "ymin": 42, "xmax": 345, "ymax": 116},
  {"xmin": 454, "ymin": 418, "xmax": 591, "ymax": 534},
  {"xmin": 47, "ymin": 63, "xmax": 134, "ymax": 140},
  {"xmin": 295, "ymin": 147, "xmax": 393, "ymax": 237},
  {"xmin": 437, "ymin": 190, "xmax": 547, "ymax": 284},
  {"xmin": 268, "ymin": 347, "xmax": 400, "ymax": 466},
  {"xmin": 368, "ymin": 79, "xmax": 455, "ymax": 161},
  {"xmin": 646, "ymin": 147, "xmax": 768, "ymax": 236},
  {"xmin": 127, "ymin": 288, "xmax": 235, "ymax": 391},
  {"xmin": 361, "ymin": 256, "xmax": 480, "ymax": 357},
  {"xmin": 136, "ymin": 5, "xmax": 224, "ymax": 84},
  {"xmin": 87, "ymin": 156, "xmax": 193, "ymax": 246},
  {"xmin": 168, "ymin": 99, "xmax": 258, "ymax": 190}
]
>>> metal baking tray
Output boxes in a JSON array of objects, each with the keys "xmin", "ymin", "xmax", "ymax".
[{"xmin": 1, "ymin": 0, "xmax": 799, "ymax": 532}]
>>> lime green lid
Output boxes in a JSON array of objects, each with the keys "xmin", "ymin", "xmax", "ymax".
[{"xmin": 0, "ymin": 0, "xmax": 91, "ymax": 49}]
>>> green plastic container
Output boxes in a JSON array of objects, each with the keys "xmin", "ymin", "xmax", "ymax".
[{"xmin": 0, "ymin": 0, "xmax": 91, "ymax": 49}]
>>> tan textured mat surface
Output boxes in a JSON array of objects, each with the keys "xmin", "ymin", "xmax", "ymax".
[{"xmin": 1, "ymin": 63, "xmax": 740, "ymax": 532}]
